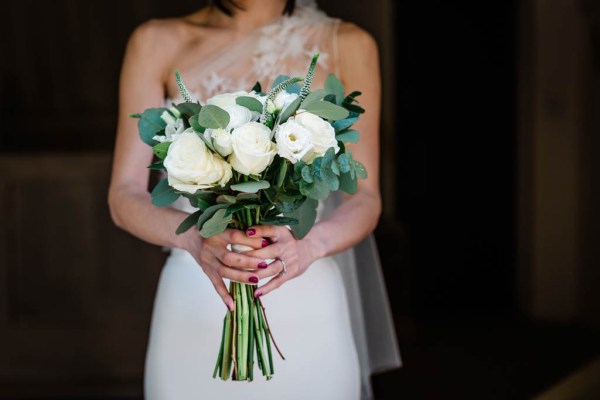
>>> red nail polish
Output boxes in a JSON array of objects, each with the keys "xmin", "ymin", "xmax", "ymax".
[
  {"xmin": 261, "ymin": 239, "xmax": 269, "ymax": 248},
  {"xmin": 247, "ymin": 228, "xmax": 256, "ymax": 236},
  {"xmin": 255, "ymin": 291, "xmax": 262, "ymax": 298},
  {"xmin": 258, "ymin": 261, "xmax": 268, "ymax": 269},
  {"xmin": 249, "ymin": 276, "xmax": 259, "ymax": 283}
]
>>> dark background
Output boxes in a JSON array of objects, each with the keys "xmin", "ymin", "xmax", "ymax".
[{"xmin": 1, "ymin": 0, "xmax": 600, "ymax": 399}]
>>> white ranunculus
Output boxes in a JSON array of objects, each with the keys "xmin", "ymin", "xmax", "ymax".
[
  {"xmin": 295, "ymin": 111, "xmax": 340, "ymax": 162},
  {"xmin": 267, "ymin": 91, "xmax": 299, "ymax": 114},
  {"xmin": 221, "ymin": 104, "xmax": 253, "ymax": 131},
  {"xmin": 163, "ymin": 129, "xmax": 232, "ymax": 193},
  {"xmin": 229, "ymin": 122, "xmax": 276, "ymax": 175},
  {"xmin": 275, "ymin": 120, "xmax": 314, "ymax": 164},
  {"xmin": 209, "ymin": 128, "xmax": 233, "ymax": 157}
]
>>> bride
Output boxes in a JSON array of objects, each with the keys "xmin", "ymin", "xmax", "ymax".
[{"xmin": 108, "ymin": 0, "xmax": 400, "ymax": 399}]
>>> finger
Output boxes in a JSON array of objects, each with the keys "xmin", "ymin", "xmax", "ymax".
[
  {"xmin": 254, "ymin": 272, "xmax": 286, "ymax": 298},
  {"xmin": 223, "ymin": 229, "xmax": 265, "ymax": 249},
  {"xmin": 243, "ymin": 242, "xmax": 283, "ymax": 260},
  {"xmin": 218, "ymin": 264, "xmax": 261, "ymax": 285},
  {"xmin": 254, "ymin": 258, "xmax": 285, "ymax": 280},
  {"xmin": 220, "ymin": 250, "xmax": 269, "ymax": 270},
  {"xmin": 206, "ymin": 272, "xmax": 234, "ymax": 311},
  {"xmin": 246, "ymin": 225, "xmax": 289, "ymax": 242}
]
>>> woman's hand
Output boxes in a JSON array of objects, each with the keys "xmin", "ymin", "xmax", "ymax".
[
  {"xmin": 241, "ymin": 225, "xmax": 322, "ymax": 298},
  {"xmin": 182, "ymin": 228, "xmax": 282, "ymax": 310}
]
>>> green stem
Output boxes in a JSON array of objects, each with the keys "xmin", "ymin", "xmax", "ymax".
[
  {"xmin": 257, "ymin": 303, "xmax": 274, "ymax": 377},
  {"xmin": 247, "ymin": 285, "xmax": 255, "ymax": 381}
]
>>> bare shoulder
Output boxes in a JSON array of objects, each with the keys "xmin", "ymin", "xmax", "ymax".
[
  {"xmin": 336, "ymin": 22, "xmax": 379, "ymax": 82},
  {"xmin": 337, "ymin": 22, "xmax": 378, "ymax": 58},
  {"xmin": 127, "ymin": 18, "xmax": 189, "ymax": 56}
]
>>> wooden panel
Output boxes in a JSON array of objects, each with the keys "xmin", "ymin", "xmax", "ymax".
[{"xmin": 0, "ymin": 153, "xmax": 165, "ymax": 397}]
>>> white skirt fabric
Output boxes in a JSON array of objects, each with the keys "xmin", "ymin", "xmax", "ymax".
[{"xmin": 144, "ymin": 248, "xmax": 361, "ymax": 400}]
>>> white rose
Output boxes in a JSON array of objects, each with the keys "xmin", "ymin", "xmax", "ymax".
[
  {"xmin": 164, "ymin": 129, "xmax": 232, "ymax": 193},
  {"xmin": 275, "ymin": 120, "xmax": 313, "ymax": 164},
  {"xmin": 295, "ymin": 111, "xmax": 340, "ymax": 162},
  {"xmin": 267, "ymin": 91, "xmax": 299, "ymax": 114},
  {"xmin": 221, "ymin": 104, "xmax": 253, "ymax": 131},
  {"xmin": 209, "ymin": 128, "xmax": 233, "ymax": 157},
  {"xmin": 206, "ymin": 91, "xmax": 249, "ymax": 108},
  {"xmin": 229, "ymin": 122, "xmax": 276, "ymax": 175}
]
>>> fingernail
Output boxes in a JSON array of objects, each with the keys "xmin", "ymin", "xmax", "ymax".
[
  {"xmin": 261, "ymin": 239, "xmax": 269, "ymax": 248},
  {"xmin": 227, "ymin": 302, "xmax": 234, "ymax": 311},
  {"xmin": 249, "ymin": 276, "xmax": 259, "ymax": 284},
  {"xmin": 247, "ymin": 228, "xmax": 256, "ymax": 236},
  {"xmin": 258, "ymin": 261, "xmax": 268, "ymax": 269},
  {"xmin": 255, "ymin": 291, "xmax": 262, "ymax": 298}
]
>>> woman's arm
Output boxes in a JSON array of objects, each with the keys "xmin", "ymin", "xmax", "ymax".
[
  {"xmin": 108, "ymin": 21, "xmax": 274, "ymax": 310},
  {"xmin": 245, "ymin": 23, "xmax": 383, "ymax": 296}
]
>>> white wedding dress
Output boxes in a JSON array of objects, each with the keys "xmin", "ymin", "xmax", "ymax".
[{"xmin": 144, "ymin": 4, "xmax": 363, "ymax": 400}]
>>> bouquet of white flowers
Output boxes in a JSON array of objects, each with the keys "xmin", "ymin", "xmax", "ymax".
[{"xmin": 132, "ymin": 54, "xmax": 367, "ymax": 381}]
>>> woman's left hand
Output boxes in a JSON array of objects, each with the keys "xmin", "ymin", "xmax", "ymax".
[{"xmin": 243, "ymin": 225, "xmax": 318, "ymax": 297}]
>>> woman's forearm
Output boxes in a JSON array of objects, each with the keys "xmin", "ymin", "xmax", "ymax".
[
  {"xmin": 302, "ymin": 189, "xmax": 382, "ymax": 261},
  {"xmin": 108, "ymin": 185, "xmax": 191, "ymax": 250}
]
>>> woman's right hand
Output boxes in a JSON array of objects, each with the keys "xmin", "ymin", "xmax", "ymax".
[{"xmin": 181, "ymin": 228, "xmax": 279, "ymax": 310}]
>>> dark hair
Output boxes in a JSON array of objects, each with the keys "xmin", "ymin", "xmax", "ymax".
[{"xmin": 211, "ymin": 0, "xmax": 296, "ymax": 16}]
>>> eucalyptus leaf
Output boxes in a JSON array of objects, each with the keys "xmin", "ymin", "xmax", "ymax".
[
  {"xmin": 176, "ymin": 210, "xmax": 202, "ymax": 235},
  {"xmin": 197, "ymin": 104, "xmax": 230, "ymax": 129},
  {"xmin": 325, "ymin": 73, "xmax": 345, "ymax": 105},
  {"xmin": 236, "ymin": 193, "xmax": 259, "ymax": 201},
  {"xmin": 307, "ymin": 179, "xmax": 330, "ymax": 200},
  {"xmin": 336, "ymin": 129, "xmax": 360, "ymax": 143},
  {"xmin": 188, "ymin": 114, "xmax": 205, "ymax": 133},
  {"xmin": 230, "ymin": 180, "xmax": 270, "ymax": 193},
  {"xmin": 197, "ymin": 204, "xmax": 228, "ymax": 229},
  {"xmin": 301, "ymin": 166, "xmax": 313, "ymax": 183},
  {"xmin": 284, "ymin": 197, "xmax": 318, "ymax": 239},
  {"xmin": 216, "ymin": 195, "xmax": 237, "ymax": 205},
  {"xmin": 338, "ymin": 171, "xmax": 357, "ymax": 194},
  {"xmin": 151, "ymin": 179, "xmax": 179, "ymax": 207},
  {"xmin": 175, "ymin": 102, "xmax": 202, "ymax": 118},
  {"xmin": 260, "ymin": 216, "xmax": 299, "ymax": 226},
  {"xmin": 224, "ymin": 203, "xmax": 248, "ymax": 218},
  {"xmin": 331, "ymin": 160, "xmax": 340, "ymax": 175},
  {"xmin": 200, "ymin": 209, "xmax": 232, "ymax": 238},
  {"xmin": 321, "ymin": 166, "xmax": 339, "ymax": 191},
  {"xmin": 332, "ymin": 117, "xmax": 359, "ymax": 133},
  {"xmin": 236, "ymin": 96, "xmax": 264, "ymax": 113},
  {"xmin": 300, "ymin": 89, "xmax": 326, "ymax": 109},
  {"xmin": 278, "ymin": 96, "xmax": 302, "ymax": 123},
  {"xmin": 276, "ymin": 159, "xmax": 288, "ymax": 187},
  {"xmin": 354, "ymin": 160, "xmax": 368, "ymax": 179},
  {"xmin": 152, "ymin": 141, "xmax": 171, "ymax": 160},
  {"xmin": 303, "ymin": 101, "xmax": 349, "ymax": 121},
  {"xmin": 337, "ymin": 153, "xmax": 351, "ymax": 173},
  {"xmin": 138, "ymin": 108, "xmax": 167, "ymax": 145}
]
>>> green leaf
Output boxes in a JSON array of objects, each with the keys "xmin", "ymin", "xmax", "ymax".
[
  {"xmin": 236, "ymin": 96, "xmax": 264, "ymax": 113},
  {"xmin": 325, "ymin": 73, "xmax": 345, "ymax": 105},
  {"xmin": 176, "ymin": 210, "xmax": 202, "ymax": 234},
  {"xmin": 301, "ymin": 165, "xmax": 313, "ymax": 183},
  {"xmin": 300, "ymin": 89, "xmax": 326, "ymax": 109},
  {"xmin": 175, "ymin": 102, "xmax": 202, "ymax": 118},
  {"xmin": 278, "ymin": 96, "xmax": 302, "ymax": 123},
  {"xmin": 284, "ymin": 198, "xmax": 318, "ymax": 239},
  {"xmin": 331, "ymin": 160, "xmax": 340, "ymax": 175},
  {"xmin": 147, "ymin": 160, "xmax": 165, "ymax": 170},
  {"xmin": 276, "ymin": 159, "xmax": 288, "ymax": 187},
  {"xmin": 224, "ymin": 203, "xmax": 247, "ymax": 217},
  {"xmin": 216, "ymin": 195, "xmax": 237, "ymax": 205},
  {"xmin": 353, "ymin": 160, "xmax": 368, "ymax": 179},
  {"xmin": 337, "ymin": 153, "xmax": 351, "ymax": 173},
  {"xmin": 138, "ymin": 108, "xmax": 167, "ymax": 145},
  {"xmin": 152, "ymin": 141, "xmax": 171, "ymax": 160},
  {"xmin": 322, "ymin": 147, "xmax": 336, "ymax": 169},
  {"xmin": 197, "ymin": 204, "xmax": 229, "ymax": 229},
  {"xmin": 303, "ymin": 101, "xmax": 349, "ymax": 121},
  {"xmin": 321, "ymin": 166, "xmax": 339, "ymax": 191},
  {"xmin": 332, "ymin": 117, "xmax": 359, "ymax": 133},
  {"xmin": 260, "ymin": 216, "xmax": 299, "ymax": 226},
  {"xmin": 197, "ymin": 197, "xmax": 212, "ymax": 211},
  {"xmin": 230, "ymin": 180, "xmax": 270, "ymax": 193},
  {"xmin": 307, "ymin": 179, "xmax": 330, "ymax": 200},
  {"xmin": 338, "ymin": 171, "xmax": 357, "ymax": 194},
  {"xmin": 200, "ymin": 209, "xmax": 232, "ymax": 238},
  {"xmin": 236, "ymin": 193, "xmax": 259, "ymax": 201},
  {"xmin": 252, "ymin": 81, "xmax": 262, "ymax": 93},
  {"xmin": 151, "ymin": 179, "xmax": 179, "ymax": 206},
  {"xmin": 336, "ymin": 129, "xmax": 360, "ymax": 143},
  {"xmin": 197, "ymin": 104, "xmax": 230, "ymax": 129}
]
